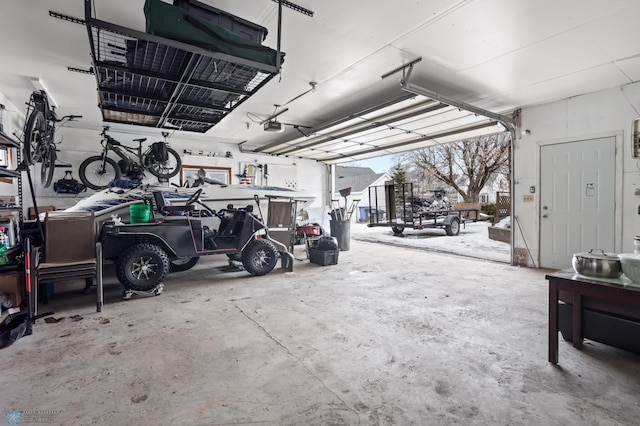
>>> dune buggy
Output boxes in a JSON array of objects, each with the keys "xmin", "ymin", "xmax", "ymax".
[{"xmin": 100, "ymin": 189, "xmax": 293, "ymax": 296}]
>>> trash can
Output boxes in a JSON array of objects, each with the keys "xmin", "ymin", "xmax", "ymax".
[
  {"xmin": 330, "ymin": 219, "xmax": 351, "ymax": 251},
  {"xmin": 371, "ymin": 208, "xmax": 385, "ymax": 222},
  {"xmin": 358, "ymin": 206, "xmax": 368, "ymax": 222}
]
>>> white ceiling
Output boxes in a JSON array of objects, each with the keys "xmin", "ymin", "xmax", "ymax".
[{"xmin": 1, "ymin": 0, "xmax": 639, "ymax": 162}]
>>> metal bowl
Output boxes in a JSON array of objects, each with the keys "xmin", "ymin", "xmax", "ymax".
[
  {"xmin": 618, "ymin": 253, "xmax": 640, "ymax": 283},
  {"xmin": 572, "ymin": 249, "xmax": 622, "ymax": 279}
]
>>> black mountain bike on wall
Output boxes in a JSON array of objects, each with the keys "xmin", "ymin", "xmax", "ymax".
[
  {"xmin": 23, "ymin": 90, "xmax": 81, "ymax": 188},
  {"xmin": 78, "ymin": 127, "xmax": 182, "ymax": 190}
]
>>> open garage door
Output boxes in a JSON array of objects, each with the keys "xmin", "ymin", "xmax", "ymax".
[{"xmin": 251, "ymin": 59, "xmax": 517, "ymax": 163}]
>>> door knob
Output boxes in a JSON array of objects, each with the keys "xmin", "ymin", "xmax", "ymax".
[
  {"xmin": 542, "ymin": 214, "xmax": 548, "ymax": 218},
  {"xmin": 542, "ymin": 206, "xmax": 548, "ymax": 210}
]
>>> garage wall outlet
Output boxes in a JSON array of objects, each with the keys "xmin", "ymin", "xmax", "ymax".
[{"xmin": 523, "ymin": 194, "xmax": 534, "ymax": 202}]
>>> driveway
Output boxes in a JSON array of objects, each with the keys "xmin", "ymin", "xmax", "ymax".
[{"xmin": 350, "ymin": 220, "xmax": 511, "ymax": 263}]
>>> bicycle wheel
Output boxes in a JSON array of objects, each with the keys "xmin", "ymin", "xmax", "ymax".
[
  {"xmin": 40, "ymin": 145, "xmax": 56, "ymax": 188},
  {"xmin": 24, "ymin": 110, "xmax": 48, "ymax": 164},
  {"xmin": 146, "ymin": 147, "xmax": 181, "ymax": 179},
  {"xmin": 79, "ymin": 156, "xmax": 121, "ymax": 190}
]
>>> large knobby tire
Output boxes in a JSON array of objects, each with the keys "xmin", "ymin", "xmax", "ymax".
[
  {"xmin": 169, "ymin": 256, "xmax": 199, "ymax": 273},
  {"xmin": 391, "ymin": 226, "xmax": 404, "ymax": 235},
  {"xmin": 241, "ymin": 239, "xmax": 278, "ymax": 276},
  {"xmin": 116, "ymin": 243, "xmax": 169, "ymax": 291},
  {"xmin": 79, "ymin": 156, "xmax": 121, "ymax": 190},
  {"xmin": 445, "ymin": 217, "xmax": 461, "ymax": 236},
  {"xmin": 146, "ymin": 147, "xmax": 181, "ymax": 179},
  {"xmin": 24, "ymin": 110, "xmax": 47, "ymax": 164},
  {"xmin": 40, "ymin": 146, "xmax": 56, "ymax": 188}
]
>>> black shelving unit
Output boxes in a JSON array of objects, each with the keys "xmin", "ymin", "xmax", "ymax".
[
  {"xmin": 0, "ymin": 130, "xmax": 23, "ymax": 223},
  {"xmin": 0, "ymin": 130, "xmax": 20, "ymax": 149},
  {"xmin": 0, "ymin": 131, "xmax": 25, "ymax": 297},
  {"xmin": 0, "ymin": 129, "xmax": 42, "ymax": 323},
  {"xmin": 0, "ymin": 129, "xmax": 44, "ymax": 244}
]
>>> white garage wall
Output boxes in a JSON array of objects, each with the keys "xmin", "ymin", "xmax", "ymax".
[
  {"xmin": 1, "ymin": 122, "xmax": 328, "ymax": 212},
  {"xmin": 515, "ymin": 81, "xmax": 640, "ymax": 267}
]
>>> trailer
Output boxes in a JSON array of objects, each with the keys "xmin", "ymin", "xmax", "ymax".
[{"xmin": 367, "ymin": 183, "xmax": 479, "ymax": 236}]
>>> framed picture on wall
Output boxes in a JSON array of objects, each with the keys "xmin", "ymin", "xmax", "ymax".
[{"xmin": 180, "ymin": 165, "xmax": 231, "ymax": 187}]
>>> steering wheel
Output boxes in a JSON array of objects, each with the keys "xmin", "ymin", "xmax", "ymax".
[{"xmin": 186, "ymin": 188, "xmax": 203, "ymax": 206}]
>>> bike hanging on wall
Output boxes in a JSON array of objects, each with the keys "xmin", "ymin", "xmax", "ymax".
[
  {"xmin": 78, "ymin": 127, "xmax": 182, "ymax": 190},
  {"xmin": 23, "ymin": 90, "xmax": 81, "ymax": 188}
]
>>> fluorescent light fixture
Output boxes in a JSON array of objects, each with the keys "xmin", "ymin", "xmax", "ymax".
[{"xmin": 29, "ymin": 77, "xmax": 58, "ymax": 108}]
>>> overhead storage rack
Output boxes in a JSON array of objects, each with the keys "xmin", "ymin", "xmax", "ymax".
[{"xmin": 83, "ymin": 0, "xmax": 281, "ymax": 133}]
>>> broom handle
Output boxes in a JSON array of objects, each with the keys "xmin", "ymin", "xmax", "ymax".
[{"xmin": 24, "ymin": 237, "xmax": 33, "ymax": 319}]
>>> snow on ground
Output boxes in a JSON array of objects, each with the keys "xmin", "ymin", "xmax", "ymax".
[
  {"xmin": 349, "ymin": 220, "xmax": 511, "ymax": 263},
  {"xmin": 493, "ymin": 215, "xmax": 511, "ymax": 229}
]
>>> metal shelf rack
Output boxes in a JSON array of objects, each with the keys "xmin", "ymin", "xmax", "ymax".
[
  {"xmin": 84, "ymin": 0, "xmax": 281, "ymax": 133},
  {"xmin": 0, "ymin": 131, "xmax": 23, "ymax": 223}
]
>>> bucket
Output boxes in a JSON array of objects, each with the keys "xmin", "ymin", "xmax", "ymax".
[{"xmin": 129, "ymin": 203, "xmax": 151, "ymax": 224}]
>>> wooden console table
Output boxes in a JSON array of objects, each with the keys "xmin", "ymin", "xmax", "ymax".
[{"xmin": 546, "ymin": 270, "xmax": 640, "ymax": 364}]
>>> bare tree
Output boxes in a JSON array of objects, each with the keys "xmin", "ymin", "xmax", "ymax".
[{"xmin": 402, "ymin": 132, "xmax": 511, "ymax": 203}]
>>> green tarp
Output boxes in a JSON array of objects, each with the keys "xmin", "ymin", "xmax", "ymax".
[{"xmin": 144, "ymin": 0, "xmax": 284, "ymax": 67}]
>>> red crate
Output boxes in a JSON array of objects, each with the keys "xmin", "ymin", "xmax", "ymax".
[{"xmin": 297, "ymin": 225, "xmax": 321, "ymax": 236}]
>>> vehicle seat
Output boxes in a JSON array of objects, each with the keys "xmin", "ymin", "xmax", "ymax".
[
  {"xmin": 153, "ymin": 191, "xmax": 195, "ymax": 215},
  {"xmin": 217, "ymin": 213, "xmax": 244, "ymax": 237}
]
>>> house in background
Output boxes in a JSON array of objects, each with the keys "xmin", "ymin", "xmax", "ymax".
[
  {"xmin": 479, "ymin": 174, "xmax": 510, "ymax": 204},
  {"xmin": 409, "ymin": 169, "xmax": 509, "ymax": 206},
  {"xmin": 445, "ymin": 173, "xmax": 510, "ymax": 204},
  {"xmin": 333, "ymin": 166, "xmax": 390, "ymax": 223}
]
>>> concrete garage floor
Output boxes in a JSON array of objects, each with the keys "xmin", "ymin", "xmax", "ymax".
[{"xmin": 1, "ymin": 240, "xmax": 640, "ymax": 425}]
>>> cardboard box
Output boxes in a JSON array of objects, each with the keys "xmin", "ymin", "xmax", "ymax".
[
  {"xmin": 0, "ymin": 271, "xmax": 25, "ymax": 308},
  {"xmin": 28, "ymin": 206, "xmax": 55, "ymax": 220}
]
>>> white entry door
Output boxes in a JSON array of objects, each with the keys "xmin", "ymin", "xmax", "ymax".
[{"xmin": 539, "ymin": 137, "xmax": 616, "ymax": 269}]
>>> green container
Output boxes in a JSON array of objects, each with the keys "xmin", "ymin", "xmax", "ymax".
[{"xmin": 129, "ymin": 203, "xmax": 151, "ymax": 224}]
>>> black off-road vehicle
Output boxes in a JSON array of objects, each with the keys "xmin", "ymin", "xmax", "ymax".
[{"xmin": 100, "ymin": 189, "xmax": 293, "ymax": 295}]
